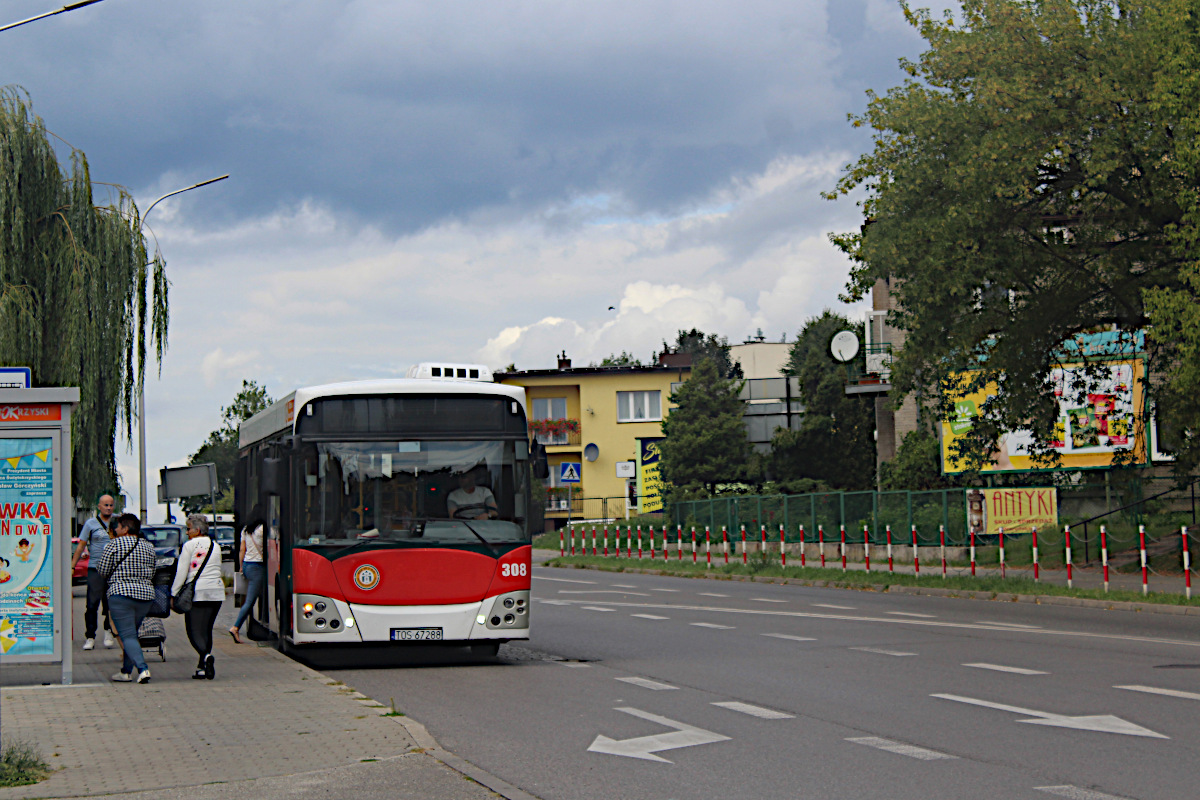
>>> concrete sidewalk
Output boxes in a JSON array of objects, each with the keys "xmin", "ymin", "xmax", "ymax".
[{"xmin": 0, "ymin": 588, "xmax": 508, "ymax": 800}]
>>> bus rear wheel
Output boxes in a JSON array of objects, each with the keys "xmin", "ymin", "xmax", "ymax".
[{"xmin": 469, "ymin": 642, "xmax": 500, "ymax": 659}]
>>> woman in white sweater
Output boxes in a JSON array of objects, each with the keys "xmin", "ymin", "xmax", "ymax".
[{"xmin": 172, "ymin": 514, "xmax": 224, "ymax": 680}]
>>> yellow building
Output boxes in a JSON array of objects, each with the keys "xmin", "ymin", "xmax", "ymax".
[{"xmin": 498, "ymin": 354, "xmax": 690, "ymax": 528}]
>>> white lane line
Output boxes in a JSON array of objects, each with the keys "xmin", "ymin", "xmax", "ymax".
[
  {"xmin": 581, "ymin": 606, "xmax": 615, "ymax": 612},
  {"xmin": 535, "ymin": 599, "xmax": 573, "ymax": 606},
  {"xmin": 632, "ymin": 614, "xmax": 669, "ymax": 620},
  {"xmin": 558, "ymin": 662, "xmax": 591, "ymax": 669},
  {"xmin": 762, "ymin": 633, "xmax": 816, "ymax": 642},
  {"xmin": 698, "ymin": 592, "xmax": 728, "ymax": 598},
  {"xmin": 977, "ymin": 620, "xmax": 1042, "ymax": 629},
  {"xmin": 752, "ymin": 598, "xmax": 787, "ymax": 603},
  {"xmin": 886, "ymin": 611, "xmax": 936, "ymax": 618},
  {"xmin": 814, "ymin": 603, "xmax": 856, "ymax": 610},
  {"xmin": 612, "ymin": 584, "xmax": 638, "ymax": 588},
  {"xmin": 847, "ymin": 737, "xmax": 956, "ymax": 761},
  {"xmin": 1035, "ymin": 786, "xmax": 1134, "ymax": 800},
  {"xmin": 533, "ymin": 576, "xmax": 596, "ymax": 584},
  {"xmin": 616, "ymin": 676, "xmax": 678, "ymax": 691},
  {"xmin": 559, "ymin": 590, "xmax": 651, "ymax": 596},
  {"xmin": 691, "ymin": 622, "xmax": 735, "ymax": 630},
  {"xmin": 851, "ymin": 647, "xmax": 916, "ymax": 657},
  {"xmin": 650, "ymin": 588, "xmax": 680, "ymax": 593},
  {"xmin": 965, "ymin": 663, "xmax": 1048, "ymax": 676},
  {"xmin": 1115, "ymin": 684, "xmax": 1200, "ymax": 701},
  {"xmin": 712, "ymin": 701, "xmax": 794, "ymax": 719}
]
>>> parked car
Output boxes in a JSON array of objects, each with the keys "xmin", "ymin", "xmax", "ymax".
[
  {"xmin": 71, "ymin": 537, "xmax": 88, "ymax": 584},
  {"xmin": 212, "ymin": 526, "xmax": 235, "ymax": 561},
  {"xmin": 141, "ymin": 524, "xmax": 188, "ymax": 570}
]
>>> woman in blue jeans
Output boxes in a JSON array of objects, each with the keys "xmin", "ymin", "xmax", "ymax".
[
  {"xmin": 229, "ymin": 508, "xmax": 266, "ymax": 643},
  {"xmin": 95, "ymin": 513, "xmax": 156, "ymax": 683}
]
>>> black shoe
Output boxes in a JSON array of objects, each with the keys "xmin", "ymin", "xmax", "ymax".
[
  {"xmin": 204, "ymin": 654, "xmax": 215, "ymax": 680},
  {"xmin": 192, "ymin": 669, "xmax": 207, "ymax": 680}
]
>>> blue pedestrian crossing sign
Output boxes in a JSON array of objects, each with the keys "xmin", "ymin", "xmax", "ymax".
[{"xmin": 559, "ymin": 462, "xmax": 582, "ymax": 483}]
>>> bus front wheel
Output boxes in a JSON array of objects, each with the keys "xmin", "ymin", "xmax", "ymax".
[{"xmin": 469, "ymin": 642, "xmax": 500, "ymax": 659}]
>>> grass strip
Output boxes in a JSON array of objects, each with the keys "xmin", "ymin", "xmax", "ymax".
[
  {"xmin": 544, "ymin": 555, "xmax": 1200, "ymax": 607},
  {"xmin": 0, "ymin": 740, "xmax": 50, "ymax": 787}
]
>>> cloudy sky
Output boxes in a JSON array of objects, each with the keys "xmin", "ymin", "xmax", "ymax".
[{"xmin": 2, "ymin": 0, "xmax": 953, "ymax": 515}]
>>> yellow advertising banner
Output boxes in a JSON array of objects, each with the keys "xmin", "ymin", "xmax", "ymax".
[
  {"xmin": 942, "ymin": 359, "xmax": 1145, "ymax": 473},
  {"xmin": 966, "ymin": 487, "xmax": 1058, "ymax": 536},
  {"xmin": 638, "ymin": 438, "xmax": 664, "ymax": 514}
]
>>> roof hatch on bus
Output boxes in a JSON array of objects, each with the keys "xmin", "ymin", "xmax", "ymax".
[{"xmin": 406, "ymin": 363, "xmax": 493, "ymax": 382}]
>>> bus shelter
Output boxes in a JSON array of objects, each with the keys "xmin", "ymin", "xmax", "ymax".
[{"xmin": 0, "ymin": 387, "xmax": 80, "ymax": 684}]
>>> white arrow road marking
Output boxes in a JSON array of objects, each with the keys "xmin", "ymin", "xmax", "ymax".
[
  {"xmin": 616, "ymin": 676, "xmax": 677, "ymax": 691},
  {"xmin": 886, "ymin": 611, "xmax": 936, "ymax": 618},
  {"xmin": 852, "ymin": 647, "xmax": 916, "ymax": 657},
  {"xmin": 1115, "ymin": 684, "xmax": 1200, "ymax": 701},
  {"xmin": 762, "ymin": 633, "xmax": 816, "ymax": 642},
  {"xmin": 964, "ymin": 663, "xmax": 1048, "ymax": 676},
  {"xmin": 631, "ymin": 614, "xmax": 669, "ymax": 620},
  {"xmin": 712, "ymin": 701, "xmax": 794, "ymax": 719},
  {"xmin": 1035, "ymin": 786, "xmax": 1134, "ymax": 799},
  {"xmin": 847, "ymin": 737, "xmax": 956, "ymax": 761},
  {"xmin": 533, "ymin": 576, "xmax": 596, "ymax": 584},
  {"xmin": 932, "ymin": 694, "xmax": 1169, "ymax": 738},
  {"xmin": 691, "ymin": 622, "xmax": 734, "ymax": 629},
  {"xmin": 588, "ymin": 707, "xmax": 730, "ymax": 763}
]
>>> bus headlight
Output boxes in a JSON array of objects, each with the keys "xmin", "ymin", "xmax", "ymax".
[
  {"xmin": 484, "ymin": 591, "xmax": 530, "ymax": 630},
  {"xmin": 296, "ymin": 594, "xmax": 347, "ymax": 634}
]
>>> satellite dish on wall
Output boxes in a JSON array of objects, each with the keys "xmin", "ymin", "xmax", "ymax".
[
  {"xmin": 583, "ymin": 443, "xmax": 599, "ymax": 462},
  {"xmin": 831, "ymin": 330, "xmax": 860, "ymax": 362}
]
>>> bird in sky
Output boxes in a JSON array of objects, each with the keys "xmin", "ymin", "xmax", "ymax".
[{"xmin": 607, "ymin": 306, "xmax": 615, "ymax": 310}]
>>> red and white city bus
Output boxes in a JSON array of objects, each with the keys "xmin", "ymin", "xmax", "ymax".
[{"xmin": 235, "ymin": 364, "xmax": 546, "ymax": 656}]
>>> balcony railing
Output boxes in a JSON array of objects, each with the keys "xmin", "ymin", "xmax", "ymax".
[
  {"xmin": 529, "ymin": 419, "xmax": 581, "ymax": 446},
  {"xmin": 845, "ymin": 344, "xmax": 893, "ymax": 393}
]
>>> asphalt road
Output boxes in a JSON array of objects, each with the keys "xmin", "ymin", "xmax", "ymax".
[{"xmin": 313, "ymin": 567, "xmax": 1200, "ymax": 800}]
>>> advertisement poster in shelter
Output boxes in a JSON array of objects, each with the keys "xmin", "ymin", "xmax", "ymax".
[
  {"xmin": 0, "ymin": 437, "xmax": 55, "ymax": 656},
  {"xmin": 966, "ymin": 487, "xmax": 1058, "ymax": 536},
  {"xmin": 638, "ymin": 438, "xmax": 664, "ymax": 514},
  {"xmin": 942, "ymin": 359, "xmax": 1145, "ymax": 474}
]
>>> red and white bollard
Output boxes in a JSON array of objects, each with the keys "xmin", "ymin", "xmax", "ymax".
[
  {"xmin": 649, "ymin": 524, "xmax": 655, "ymax": 560},
  {"xmin": 761, "ymin": 524, "xmax": 767, "ymax": 558},
  {"xmin": 1182, "ymin": 526, "xmax": 1192, "ymax": 601},
  {"xmin": 723, "ymin": 526, "xmax": 729, "ymax": 565},
  {"xmin": 570, "ymin": 527, "xmax": 575, "ymax": 557},
  {"xmin": 742, "ymin": 525, "xmax": 748, "ymax": 566},
  {"xmin": 1031, "ymin": 526, "xmax": 1039, "ymax": 583},
  {"xmin": 663, "ymin": 526, "xmax": 670, "ymax": 562},
  {"xmin": 591, "ymin": 525, "xmax": 597, "ymax": 557},
  {"xmin": 1139, "ymin": 524, "xmax": 1149, "ymax": 595},
  {"xmin": 637, "ymin": 525, "xmax": 643, "ymax": 560},
  {"xmin": 691, "ymin": 527, "xmax": 697, "ymax": 564},
  {"xmin": 603, "ymin": 525, "xmax": 609, "ymax": 557},
  {"xmin": 1064, "ymin": 524, "xmax": 1073, "ymax": 589},
  {"xmin": 911, "ymin": 525, "xmax": 919, "ymax": 575},
  {"xmin": 1100, "ymin": 524, "xmax": 1109, "ymax": 593},
  {"xmin": 780, "ymin": 524, "xmax": 786, "ymax": 568},
  {"xmin": 799, "ymin": 525, "xmax": 806, "ymax": 568},
  {"xmin": 886, "ymin": 524, "xmax": 893, "ymax": 573},
  {"xmin": 999, "ymin": 526, "xmax": 1006, "ymax": 579},
  {"xmin": 705, "ymin": 526, "xmax": 712, "ymax": 569},
  {"xmin": 969, "ymin": 528, "xmax": 976, "ymax": 577},
  {"xmin": 939, "ymin": 524, "xmax": 946, "ymax": 579},
  {"xmin": 677, "ymin": 525, "xmax": 683, "ymax": 561},
  {"xmin": 560, "ymin": 529, "xmax": 565, "ymax": 557},
  {"xmin": 840, "ymin": 524, "xmax": 847, "ymax": 573},
  {"xmin": 819, "ymin": 524, "xmax": 826, "ymax": 569},
  {"xmin": 863, "ymin": 525, "xmax": 871, "ymax": 572}
]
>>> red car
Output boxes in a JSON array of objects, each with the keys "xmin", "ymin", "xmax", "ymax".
[{"xmin": 71, "ymin": 537, "xmax": 89, "ymax": 584}]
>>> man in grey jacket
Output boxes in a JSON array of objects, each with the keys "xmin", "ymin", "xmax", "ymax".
[{"xmin": 70, "ymin": 495, "xmax": 116, "ymax": 650}]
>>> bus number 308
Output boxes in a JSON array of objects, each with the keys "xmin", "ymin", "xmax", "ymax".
[{"xmin": 500, "ymin": 563, "xmax": 527, "ymax": 577}]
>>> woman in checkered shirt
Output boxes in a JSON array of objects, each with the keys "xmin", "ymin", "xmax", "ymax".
[{"xmin": 95, "ymin": 513, "xmax": 156, "ymax": 684}]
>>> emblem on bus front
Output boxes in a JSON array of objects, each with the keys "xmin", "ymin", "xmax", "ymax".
[{"xmin": 353, "ymin": 564, "xmax": 381, "ymax": 591}]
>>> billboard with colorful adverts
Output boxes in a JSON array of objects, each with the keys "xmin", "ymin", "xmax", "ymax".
[
  {"xmin": 0, "ymin": 437, "xmax": 56, "ymax": 656},
  {"xmin": 943, "ymin": 359, "xmax": 1146, "ymax": 474},
  {"xmin": 638, "ymin": 438, "xmax": 664, "ymax": 514}
]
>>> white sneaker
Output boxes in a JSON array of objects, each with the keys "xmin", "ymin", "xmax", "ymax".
[
  {"xmin": 111, "ymin": 672, "xmax": 132, "ymax": 682},
  {"xmin": 103, "ymin": 632, "xmax": 115, "ymax": 648},
  {"xmin": 82, "ymin": 638, "xmax": 95, "ymax": 651},
  {"xmin": 136, "ymin": 669, "xmax": 151, "ymax": 684}
]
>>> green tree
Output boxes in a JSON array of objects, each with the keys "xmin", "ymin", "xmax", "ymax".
[
  {"xmin": 185, "ymin": 380, "xmax": 273, "ymax": 512},
  {"xmin": 769, "ymin": 311, "xmax": 875, "ymax": 490},
  {"xmin": 663, "ymin": 329, "xmax": 739, "ymax": 377},
  {"xmin": 658, "ymin": 358, "xmax": 750, "ymax": 492},
  {"xmin": 593, "ymin": 351, "xmax": 643, "ymax": 367},
  {"xmin": 827, "ymin": 1, "xmax": 1192, "ymax": 470},
  {"xmin": 879, "ymin": 429, "xmax": 967, "ymax": 490},
  {"xmin": 0, "ymin": 87, "xmax": 167, "ymax": 502}
]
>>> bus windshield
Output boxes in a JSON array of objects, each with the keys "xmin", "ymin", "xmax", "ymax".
[{"xmin": 292, "ymin": 439, "xmax": 530, "ymax": 547}]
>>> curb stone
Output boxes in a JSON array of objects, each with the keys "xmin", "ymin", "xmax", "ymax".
[
  {"xmin": 260, "ymin": 645, "xmax": 541, "ymax": 800},
  {"xmin": 552, "ymin": 563, "xmax": 1200, "ymax": 617}
]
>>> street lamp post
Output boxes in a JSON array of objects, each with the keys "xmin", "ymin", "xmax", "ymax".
[
  {"xmin": 0, "ymin": 0, "xmax": 106, "ymax": 34},
  {"xmin": 137, "ymin": 175, "xmax": 229, "ymax": 520}
]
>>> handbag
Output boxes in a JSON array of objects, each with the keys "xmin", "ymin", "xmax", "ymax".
[
  {"xmin": 172, "ymin": 541, "xmax": 213, "ymax": 614},
  {"xmin": 146, "ymin": 567, "xmax": 174, "ymax": 619}
]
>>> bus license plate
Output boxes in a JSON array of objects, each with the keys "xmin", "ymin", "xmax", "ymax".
[{"xmin": 391, "ymin": 628, "xmax": 443, "ymax": 641}]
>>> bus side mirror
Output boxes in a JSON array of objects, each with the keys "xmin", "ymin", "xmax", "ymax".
[
  {"xmin": 262, "ymin": 458, "xmax": 284, "ymax": 496},
  {"xmin": 531, "ymin": 441, "xmax": 549, "ymax": 480}
]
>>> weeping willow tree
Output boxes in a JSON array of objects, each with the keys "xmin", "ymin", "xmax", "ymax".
[{"xmin": 0, "ymin": 87, "xmax": 168, "ymax": 503}]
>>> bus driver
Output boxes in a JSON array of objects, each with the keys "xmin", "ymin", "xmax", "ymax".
[{"xmin": 446, "ymin": 470, "xmax": 498, "ymax": 521}]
